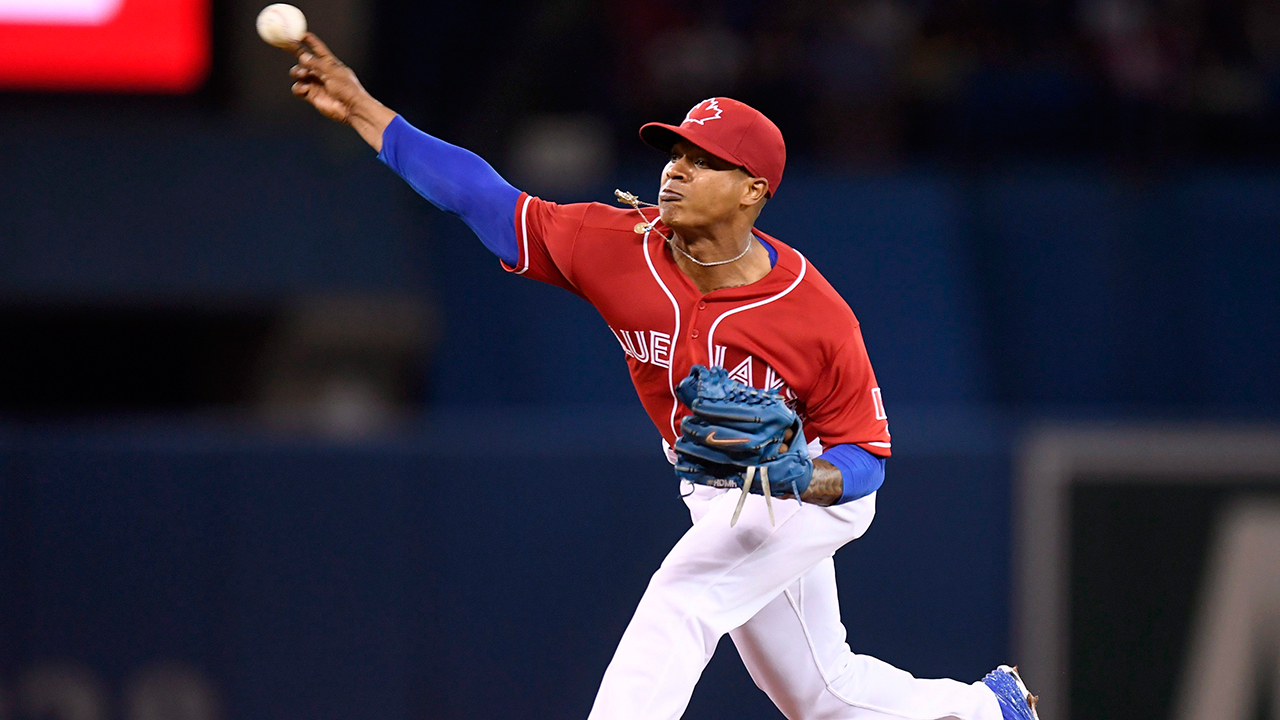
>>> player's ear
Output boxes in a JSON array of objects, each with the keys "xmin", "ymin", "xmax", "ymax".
[{"xmin": 741, "ymin": 175, "xmax": 769, "ymax": 211}]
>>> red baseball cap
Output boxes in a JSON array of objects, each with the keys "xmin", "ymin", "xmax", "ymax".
[{"xmin": 640, "ymin": 97, "xmax": 786, "ymax": 197}]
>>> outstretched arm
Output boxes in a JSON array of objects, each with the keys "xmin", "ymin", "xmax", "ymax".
[{"xmin": 286, "ymin": 33, "xmax": 521, "ymax": 264}]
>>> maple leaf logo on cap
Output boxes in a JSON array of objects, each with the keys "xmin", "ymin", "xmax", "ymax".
[{"xmin": 682, "ymin": 98, "xmax": 723, "ymax": 126}]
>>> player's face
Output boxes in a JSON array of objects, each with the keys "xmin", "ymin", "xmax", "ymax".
[{"xmin": 658, "ymin": 141, "xmax": 763, "ymax": 230}]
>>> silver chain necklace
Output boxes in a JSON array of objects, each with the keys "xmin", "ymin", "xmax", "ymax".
[
  {"xmin": 614, "ymin": 189, "xmax": 754, "ymax": 268},
  {"xmin": 668, "ymin": 234, "xmax": 752, "ymax": 267}
]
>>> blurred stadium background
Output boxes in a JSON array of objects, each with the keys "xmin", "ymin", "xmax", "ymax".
[{"xmin": 2, "ymin": 0, "xmax": 1279, "ymax": 718}]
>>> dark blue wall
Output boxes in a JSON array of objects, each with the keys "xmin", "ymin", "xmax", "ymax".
[
  {"xmin": 0, "ymin": 121, "xmax": 423, "ymax": 298},
  {"xmin": 968, "ymin": 166, "xmax": 1280, "ymax": 410}
]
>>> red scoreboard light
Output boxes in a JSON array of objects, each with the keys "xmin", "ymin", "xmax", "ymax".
[{"xmin": 0, "ymin": 0, "xmax": 210, "ymax": 93}]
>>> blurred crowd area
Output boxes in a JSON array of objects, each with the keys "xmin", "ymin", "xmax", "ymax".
[{"xmin": 376, "ymin": 0, "xmax": 1280, "ymax": 166}]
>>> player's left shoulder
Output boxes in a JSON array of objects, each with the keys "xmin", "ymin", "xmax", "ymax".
[{"xmin": 759, "ymin": 231, "xmax": 860, "ymax": 329}]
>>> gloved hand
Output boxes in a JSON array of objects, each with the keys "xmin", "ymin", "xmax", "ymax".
[{"xmin": 673, "ymin": 365, "xmax": 814, "ymax": 525}]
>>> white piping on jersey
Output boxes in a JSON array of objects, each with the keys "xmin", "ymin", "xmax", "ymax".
[
  {"xmin": 705, "ymin": 251, "xmax": 808, "ymax": 360},
  {"xmin": 866, "ymin": 441, "xmax": 892, "ymax": 448},
  {"xmin": 642, "ymin": 230, "xmax": 682, "ymax": 438},
  {"xmin": 514, "ymin": 195, "xmax": 533, "ymax": 275}
]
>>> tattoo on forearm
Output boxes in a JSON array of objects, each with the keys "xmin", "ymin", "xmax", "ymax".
[{"xmin": 800, "ymin": 459, "xmax": 843, "ymax": 506}]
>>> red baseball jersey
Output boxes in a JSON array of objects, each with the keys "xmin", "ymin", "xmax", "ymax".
[{"xmin": 501, "ymin": 193, "xmax": 892, "ymax": 458}]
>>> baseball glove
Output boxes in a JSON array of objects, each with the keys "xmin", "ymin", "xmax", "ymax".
[{"xmin": 673, "ymin": 365, "xmax": 814, "ymax": 526}]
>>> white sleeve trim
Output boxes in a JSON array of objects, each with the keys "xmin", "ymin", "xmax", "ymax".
[{"xmin": 514, "ymin": 194, "xmax": 532, "ymax": 275}]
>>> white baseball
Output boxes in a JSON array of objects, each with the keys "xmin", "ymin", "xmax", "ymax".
[{"xmin": 256, "ymin": 3, "xmax": 307, "ymax": 48}]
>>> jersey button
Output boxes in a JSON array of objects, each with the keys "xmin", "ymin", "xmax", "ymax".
[
  {"xmin": 690, "ymin": 329, "xmax": 700, "ymax": 339},
  {"xmin": 697, "ymin": 301, "xmax": 707, "ymax": 310}
]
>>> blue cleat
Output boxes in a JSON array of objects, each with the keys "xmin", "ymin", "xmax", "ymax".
[{"xmin": 982, "ymin": 665, "xmax": 1040, "ymax": 720}]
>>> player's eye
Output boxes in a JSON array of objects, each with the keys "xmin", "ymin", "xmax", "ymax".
[{"xmin": 694, "ymin": 158, "xmax": 708, "ymax": 167}]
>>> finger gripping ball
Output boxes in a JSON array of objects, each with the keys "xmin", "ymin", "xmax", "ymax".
[{"xmin": 256, "ymin": 4, "xmax": 307, "ymax": 47}]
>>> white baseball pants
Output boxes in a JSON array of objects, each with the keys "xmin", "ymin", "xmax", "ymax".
[{"xmin": 588, "ymin": 483, "xmax": 1002, "ymax": 720}]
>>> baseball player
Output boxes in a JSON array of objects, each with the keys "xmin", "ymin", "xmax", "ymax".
[{"xmin": 283, "ymin": 33, "xmax": 1040, "ymax": 720}]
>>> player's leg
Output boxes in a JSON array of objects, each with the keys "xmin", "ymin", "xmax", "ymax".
[
  {"xmin": 729, "ymin": 557, "xmax": 1002, "ymax": 720},
  {"xmin": 588, "ymin": 486, "xmax": 875, "ymax": 720}
]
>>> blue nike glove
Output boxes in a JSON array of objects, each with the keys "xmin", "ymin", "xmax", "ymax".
[{"xmin": 673, "ymin": 365, "xmax": 813, "ymax": 524}]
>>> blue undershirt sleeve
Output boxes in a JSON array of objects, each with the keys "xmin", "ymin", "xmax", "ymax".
[
  {"xmin": 817, "ymin": 444, "xmax": 886, "ymax": 505},
  {"xmin": 377, "ymin": 115, "xmax": 522, "ymax": 265}
]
